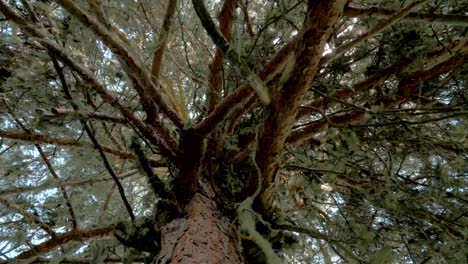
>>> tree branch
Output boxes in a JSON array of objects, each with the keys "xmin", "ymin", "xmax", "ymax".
[
  {"xmin": 207, "ymin": 0, "xmax": 237, "ymax": 112},
  {"xmin": 254, "ymin": 0, "xmax": 346, "ymax": 204},
  {"xmin": 205, "ymin": 0, "xmax": 238, "ymax": 156},
  {"xmin": 1, "ymin": 98, "xmax": 78, "ymax": 229},
  {"xmin": 396, "ymin": 53, "xmax": 468, "ymax": 99},
  {"xmin": 88, "ymin": 0, "xmax": 133, "ymax": 46},
  {"xmin": 344, "ymin": 6, "xmax": 468, "ymax": 26},
  {"xmin": 20, "ymin": 256, "xmax": 146, "ymax": 263},
  {"xmin": 193, "ymin": 36, "xmax": 298, "ymax": 136},
  {"xmin": 192, "ymin": 0, "xmax": 270, "ymax": 104},
  {"xmin": 323, "ymin": 0, "xmax": 430, "ymax": 64},
  {"xmin": 238, "ymin": 0, "xmax": 255, "ymax": 38},
  {"xmin": 0, "ymin": 197, "xmax": 56, "ymax": 237},
  {"xmin": 0, "ymin": 0, "xmax": 179, "ymax": 162},
  {"xmin": 13, "ymin": 226, "xmax": 114, "ymax": 261},
  {"xmin": 0, "ymin": 130, "xmax": 132, "ymax": 158},
  {"xmin": 55, "ymin": 0, "xmax": 183, "ymax": 128},
  {"xmin": 298, "ymin": 39, "xmax": 468, "ymax": 119},
  {"xmin": 0, "ymin": 170, "xmax": 139, "ymax": 197},
  {"xmin": 274, "ymin": 223, "xmax": 366, "ymax": 263},
  {"xmin": 151, "ymin": 0, "xmax": 178, "ymax": 84},
  {"xmin": 289, "ymin": 52, "xmax": 468, "ymax": 144},
  {"xmin": 51, "ymin": 55, "xmax": 135, "ymax": 222},
  {"xmin": 38, "ymin": 146, "xmax": 79, "ymax": 229},
  {"xmin": 46, "ymin": 107, "xmax": 127, "ymax": 124}
]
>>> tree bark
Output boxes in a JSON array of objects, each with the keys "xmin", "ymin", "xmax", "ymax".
[{"xmin": 161, "ymin": 193, "xmax": 243, "ymax": 264}]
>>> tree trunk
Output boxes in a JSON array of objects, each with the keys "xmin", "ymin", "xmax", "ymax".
[{"xmin": 160, "ymin": 193, "xmax": 243, "ymax": 264}]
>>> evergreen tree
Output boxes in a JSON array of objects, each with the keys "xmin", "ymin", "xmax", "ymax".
[{"xmin": 0, "ymin": 0, "xmax": 466, "ymax": 263}]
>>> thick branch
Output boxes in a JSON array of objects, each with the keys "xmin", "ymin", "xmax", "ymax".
[
  {"xmin": 255, "ymin": 0, "xmax": 346, "ymax": 199},
  {"xmin": 56, "ymin": 0, "xmax": 183, "ymax": 128},
  {"xmin": 208, "ymin": 0, "xmax": 237, "ymax": 112},
  {"xmin": 55, "ymin": 1, "xmax": 179, "ymax": 153},
  {"xmin": 288, "ymin": 111, "xmax": 365, "ymax": 145},
  {"xmin": 0, "ymin": 0, "xmax": 179, "ymax": 161},
  {"xmin": 205, "ymin": 0, "xmax": 238, "ymax": 156},
  {"xmin": 192, "ymin": 0, "xmax": 270, "ymax": 104},
  {"xmin": 173, "ymin": 128, "xmax": 207, "ymax": 204},
  {"xmin": 49, "ymin": 47, "xmax": 178, "ymax": 161},
  {"xmin": 396, "ymin": 53, "xmax": 468, "ymax": 99},
  {"xmin": 298, "ymin": 39, "xmax": 468, "ymax": 119},
  {"xmin": 289, "ymin": 53, "xmax": 468, "ymax": 144},
  {"xmin": 57, "ymin": 0, "xmax": 157, "ymax": 121},
  {"xmin": 148, "ymin": 1, "xmax": 184, "ymax": 119},
  {"xmin": 194, "ymin": 37, "xmax": 298, "ymax": 136},
  {"xmin": 344, "ymin": 6, "xmax": 468, "ymax": 26}
]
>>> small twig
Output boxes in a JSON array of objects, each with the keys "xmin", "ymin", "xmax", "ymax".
[
  {"xmin": 310, "ymin": 88, "xmax": 367, "ymax": 111},
  {"xmin": 0, "ymin": 197, "xmax": 56, "ymax": 237},
  {"xmin": 352, "ymin": 112, "xmax": 467, "ymax": 128},
  {"xmin": 300, "ymin": 106, "xmax": 334, "ymax": 126}
]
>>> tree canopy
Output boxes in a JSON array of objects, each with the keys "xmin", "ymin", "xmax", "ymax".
[{"xmin": 0, "ymin": 0, "xmax": 467, "ymax": 263}]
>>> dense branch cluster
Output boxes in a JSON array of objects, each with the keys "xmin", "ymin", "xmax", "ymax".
[{"xmin": 0, "ymin": 0, "xmax": 466, "ymax": 263}]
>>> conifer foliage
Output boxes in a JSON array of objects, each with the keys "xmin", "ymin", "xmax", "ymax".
[{"xmin": 0, "ymin": 0, "xmax": 467, "ymax": 263}]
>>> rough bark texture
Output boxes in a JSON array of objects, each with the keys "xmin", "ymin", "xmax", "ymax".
[
  {"xmin": 254, "ymin": 0, "xmax": 346, "ymax": 208},
  {"xmin": 173, "ymin": 129, "xmax": 206, "ymax": 204},
  {"xmin": 169, "ymin": 193, "xmax": 242, "ymax": 264}
]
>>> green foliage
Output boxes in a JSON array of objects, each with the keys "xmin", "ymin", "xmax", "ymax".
[
  {"xmin": 0, "ymin": 0, "xmax": 467, "ymax": 263},
  {"xmin": 369, "ymin": 246, "xmax": 393, "ymax": 264}
]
